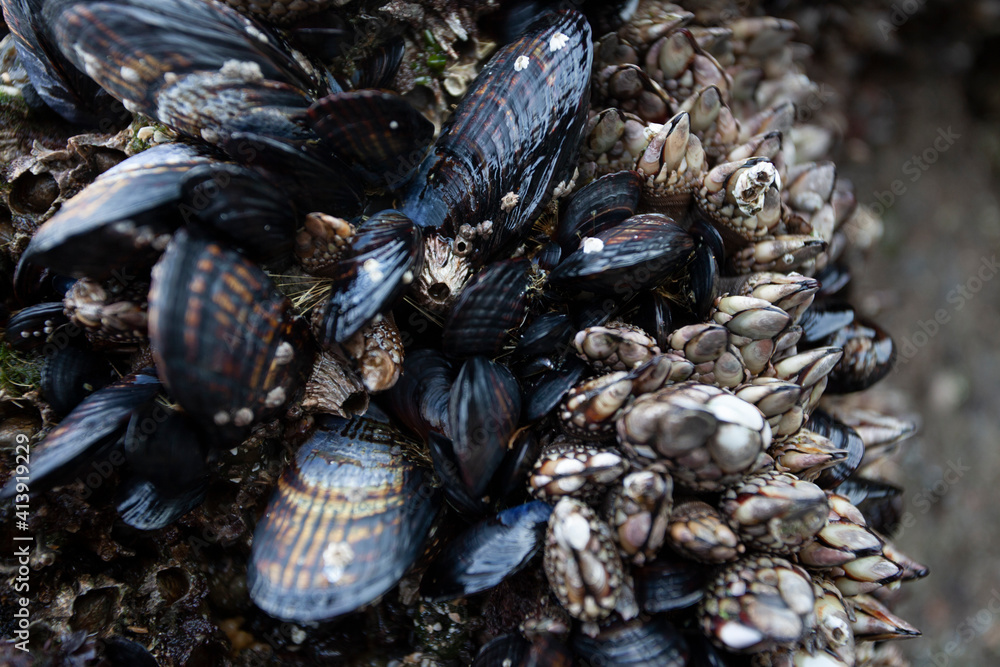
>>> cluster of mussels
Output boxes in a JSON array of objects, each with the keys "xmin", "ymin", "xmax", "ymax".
[{"xmin": 1, "ymin": 0, "xmax": 926, "ymax": 664}]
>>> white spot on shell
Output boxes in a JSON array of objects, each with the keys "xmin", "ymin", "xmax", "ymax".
[
  {"xmin": 274, "ymin": 341, "xmax": 294, "ymax": 366},
  {"xmin": 389, "ymin": 120, "xmax": 399, "ymax": 130},
  {"xmin": 120, "ymin": 66, "xmax": 141, "ymax": 83},
  {"xmin": 233, "ymin": 407, "xmax": 254, "ymax": 427},
  {"xmin": 214, "ymin": 411, "xmax": 230, "ymax": 426},
  {"xmin": 220, "ymin": 59, "xmax": 264, "ymax": 81},
  {"xmin": 582, "ymin": 237, "xmax": 604, "ymax": 254},
  {"xmin": 264, "ymin": 387, "xmax": 286, "ymax": 408},
  {"xmin": 501, "ymin": 191, "xmax": 519, "ymax": 211},
  {"xmin": 549, "ymin": 32, "xmax": 569, "ymax": 51},
  {"xmin": 322, "ymin": 541, "xmax": 355, "ymax": 583},
  {"xmin": 200, "ymin": 127, "xmax": 220, "ymax": 143},
  {"xmin": 363, "ymin": 258, "xmax": 384, "ymax": 282},
  {"xmin": 402, "ymin": 270, "xmax": 414, "ymax": 285},
  {"xmin": 514, "ymin": 55, "xmax": 530, "ymax": 71}
]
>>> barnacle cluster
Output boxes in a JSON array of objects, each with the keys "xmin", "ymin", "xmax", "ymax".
[{"xmin": 1, "ymin": 0, "xmax": 923, "ymax": 665}]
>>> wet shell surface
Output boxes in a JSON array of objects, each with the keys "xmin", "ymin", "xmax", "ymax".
[{"xmin": 248, "ymin": 415, "xmax": 439, "ymax": 621}]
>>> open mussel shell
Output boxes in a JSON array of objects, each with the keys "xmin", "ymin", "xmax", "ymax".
[
  {"xmin": 447, "ymin": 356, "xmax": 522, "ymax": 500},
  {"xmin": 221, "ymin": 132, "xmax": 364, "ymax": 217},
  {"xmin": 547, "ymin": 214, "xmax": 695, "ymax": 297},
  {"xmin": 2, "ymin": 0, "xmax": 126, "ymax": 125},
  {"xmin": 40, "ymin": 342, "xmax": 116, "ymax": 417},
  {"xmin": 556, "ymin": 170, "xmax": 643, "ymax": 252},
  {"xmin": 422, "ymin": 501, "xmax": 552, "ymax": 601},
  {"xmin": 148, "ymin": 230, "xmax": 314, "ymax": 443},
  {"xmin": 442, "ymin": 259, "xmax": 531, "ymax": 359},
  {"xmin": 307, "ymin": 90, "xmax": 434, "ymax": 188},
  {"xmin": 18, "ymin": 144, "xmax": 211, "ymax": 281},
  {"xmin": 248, "ymin": 415, "xmax": 439, "ymax": 622},
  {"xmin": 0, "ymin": 370, "xmax": 161, "ymax": 500},
  {"xmin": 402, "ymin": 10, "xmax": 593, "ymax": 261},
  {"xmin": 180, "ymin": 162, "xmax": 296, "ymax": 268},
  {"xmin": 572, "ymin": 617, "xmax": 689, "ymax": 666},
  {"xmin": 52, "ymin": 0, "xmax": 318, "ymax": 143},
  {"xmin": 321, "ymin": 210, "xmax": 423, "ymax": 344}
]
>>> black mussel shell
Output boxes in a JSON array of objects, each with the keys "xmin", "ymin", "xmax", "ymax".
[
  {"xmin": 686, "ymin": 633, "xmax": 734, "ymax": 667},
  {"xmin": 556, "ymin": 170, "xmax": 643, "ymax": 252},
  {"xmin": 321, "ymin": 210, "xmax": 423, "ymax": 344},
  {"xmin": 402, "ymin": 10, "xmax": 593, "ymax": 261},
  {"xmin": 40, "ymin": 342, "xmax": 116, "ymax": 417},
  {"xmin": 148, "ymin": 230, "xmax": 314, "ymax": 444},
  {"xmin": 825, "ymin": 317, "xmax": 896, "ymax": 393},
  {"xmin": 387, "ymin": 349, "xmax": 455, "ymax": 440},
  {"xmin": 101, "ymin": 637, "xmax": 158, "ymax": 667},
  {"xmin": 633, "ymin": 557, "xmax": 707, "ymax": 613},
  {"xmin": 180, "ymin": 162, "xmax": 296, "ymax": 268},
  {"xmin": 123, "ymin": 406, "xmax": 211, "ymax": 490},
  {"xmin": 472, "ymin": 633, "xmax": 572, "ymax": 667},
  {"xmin": 5, "ymin": 301, "xmax": 70, "ymax": 352},
  {"xmin": 2, "ymin": 0, "xmax": 126, "ymax": 125},
  {"xmin": 422, "ymin": 501, "xmax": 552, "ymax": 601},
  {"xmin": 513, "ymin": 311, "xmax": 575, "ymax": 362},
  {"xmin": 442, "ymin": 259, "xmax": 531, "ymax": 359},
  {"xmin": 0, "ymin": 370, "xmax": 161, "ymax": 499},
  {"xmin": 427, "ymin": 432, "xmax": 489, "ymax": 516},
  {"xmin": 799, "ymin": 302, "xmax": 856, "ymax": 343},
  {"xmin": 221, "ymin": 132, "xmax": 364, "ymax": 217},
  {"xmin": 547, "ymin": 213, "xmax": 695, "ymax": 297},
  {"xmin": 835, "ymin": 477, "xmax": 904, "ymax": 536},
  {"xmin": 489, "ymin": 427, "xmax": 542, "ymax": 503},
  {"xmin": 248, "ymin": 415, "xmax": 439, "ymax": 622},
  {"xmin": 814, "ymin": 261, "xmax": 852, "ymax": 299},
  {"xmin": 677, "ymin": 238, "xmax": 719, "ymax": 322},
  {"xmin": 524, "ymin": 357, "xmax": 586, "ymax": 423},
  {"xmin": 351, "ymin": 37, "xmax": 405, "ymax": 90},
  {"xmin": 53, "ymin": 0, "xmax": 318, "ymax": 143},
  {"xmin": 448, "ymin": 357, "xmax": 522, "ymax": 499},
  {"xmin": 18, "ymin": 144, "xmax": 211, "ymax": 280},
  {"xmin": 533, "ymin": 241, "xmax": 563, "ymax": 271},
  {"xmin": 308, "ymin": 90, "xmax": 434, "ymax": 189},
  {"xmin": 809, "ymin": 410, "xmax": 865, "ymax": 489},
  {"xmin": 116, "ymin": 475, "xmax": 208, "ymax": 531},
  {"xmin": 690, "ymin": 216, "xmax": 726, "ymax": 267},
  {"xmin": 572, "ymin": 298, "xmax": 618, "ymax": 329},
  {"xmin": 472, "ymin": 634, "xmax": 530, "ymax": 667},
  {"xmin": 624, "ymin": 292, "xmax": 674, "ymax": 350},
  {"xmin": 572, "ymin": 617, "xmax": 689, "ymax": 666}
]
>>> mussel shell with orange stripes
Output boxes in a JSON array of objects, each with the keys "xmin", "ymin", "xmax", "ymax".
[{"xmin": 247, "ymin": 414, "xmax": 439, "ymax": 621}]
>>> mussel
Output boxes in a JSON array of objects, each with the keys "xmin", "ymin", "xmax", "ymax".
[{"xmin": 248, "ymin": 415, "xmax": 439, "ymax": 621}]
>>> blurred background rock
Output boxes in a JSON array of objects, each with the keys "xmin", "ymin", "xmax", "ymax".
[{"xmin": 782, "ymin": 1, "xmax": 1000, "ymax": 665}]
